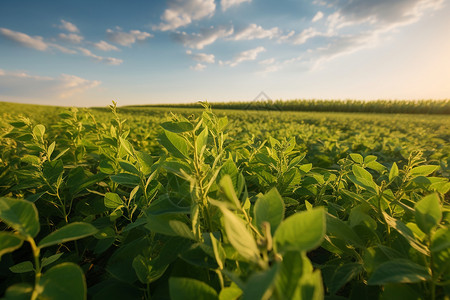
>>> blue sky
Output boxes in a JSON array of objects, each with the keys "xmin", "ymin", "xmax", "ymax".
[{"xmin": 0, "ymin": 0, "xmax": 449, "ymax": 106}]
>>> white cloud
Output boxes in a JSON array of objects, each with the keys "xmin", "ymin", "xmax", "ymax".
[
  {"xmin": 259, "ymin": 58, "xmax": 275, "ymax": 65},
  {"xmin": 292, "ymin": 27, "xmax": 323, "ymax": 45},
  {"xmin": 106, "ymin": 28, "xmax": 153, "ymax": 46},
  {"xmin": 154, "ymin": 0, "xmax": 216, "ymax": 31},
  {"xmin": 0, "ymin": 70, "xmax": 100, "ymax": 99},
  {"xmin": 312, "ymin": 11, "xmax": 324, "ymax": 22},
  {"xmin": 48, "ymin": 43, "xmax": 78, "ymax": 54},
  {"xmin": 0, "ymin": 27, "xmax": 48, "ymax": 51},
  {"xmin": 231, "ymin": 24, "xmax": 280, "ymax": 41},
  {"xmin": 93, "ymin": 40, "xmax": 119, "ymax": 51},
  {"xmin": 221, "ymin": 0, "xmax": 251, "ymax": 11},
  {"xmin": 78, "ymin": 48, "xmax": 123, "ymax": 65},
  {"xmin": 325, "ymin": 0, "xmax": 444, "ymax": 31},
  {"xmin": 186, "ymin": 50, "xmax": 215, "ymax": 63},
  {"xmin": 190, "ymin": 63, "xmax": 207, "ymax": 71},
  {"xmin": 59, "ymin": 33, "xmax": 84, "ymax": 44},
  {"xmin": 225, "ymin": 46, "xmax": 266, "ymax": 67},
  {"xmin": 173, "ymin": 26, "xmax": 234, "ymax": 49},
  {"xmin": 57, "ymin": 20, "xmax": 79, "ymax": 33}
]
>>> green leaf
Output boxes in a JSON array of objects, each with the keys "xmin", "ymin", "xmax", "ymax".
[
  {"xmin": 275, "ymin": 252, "xmax": 312, "ymax": 299},
  {"xmin": 159, "ymin": 130, "xmax": 190, "ymax": 159},
  {"xmin": 42, "ymin": 160, "xmax": 64, "ymax": 185},
  {"xmin": 104, "ymin": 192, "xmax": 123, "ymax": 209},
  {"xmin": 350, "ymin": 153, "xmax": 363, "ymax": 164},
  {"xmin": 326, "ymin": 214, "xmax": 364, "ymax": 248},
  {"xmin": 37, "ymin": 263, "xmax": 86, "ymax": 300},
  {"xmin": 217, "ymin": 205, "xmax": 260, "ymax": 262},
  {"xmin": 38, "ymin": 222, "xmax": 98, "ymax": 249},
  {"xmin": 119, "ymin": 137, "xmax": 134, "ymax": 156},
  {"xmin": 41, "ymin": 253, "xmax": 64, "ymax": 268},
  {"xmin": 47, "ymin": 141, "xmax": 56, "ymax": 159},
  {"xmin": 110, "ymin": 173, "xmax": 140, "ymax": 186},
  {"xmin": 161, "ymin": 121, "xmax": 194, "ymax": 133},
  {"xmin": 0, "ymin": 232, "xmax": 24, "ymax": 259},
  {"xmin": 169, "ymin": 277, "xmax": 218, "ymax": 300},
  {"xmin": 219, "ymin": 175, "xmax": 241, "ymax": 209},
  {"xmin": 389, "ymin": 163, "xmax": 399, "ymax": 181},
  {"xmin": 219, "ymin": 285, "xmax": 242, "ymax": 300},
  {"xmin": 33, "ymin": 124, "xmax": 45, "ymax": 141},
  {"xmin": 145, "ymin": 214, "xmax": 196, "ymax": 240},
  {"xmin": 254, "ymin": 188, "xmax": 285, "ymax": 235},
  {"xmin": 0, "ymin": 197, "xmax": 40, "ymax": 238},
  {"xmin": 414, "ymin": 194, "xmax": 442, "ymax": 235},
  {"xmin": 196, "ymin": 127, "xmax": 209, "ymax": 152},
  {"xmin": 329, "ymin": 263, "xmax": 364, "ymax": 294},
  {"xmin": 9, "ymin": 261, "xmax": 34, "ymax": 273},
  {"xmin": 242, "ymin": 264, "xmax": 279, "ymax": 300},
  {"xmin": 135, "ymin": 151, "xmax": 153, "ymax": 175},
  {"xmin": 2, "ymin": 283, "xmax": 33, "ymax": 300},
  {"xmin": 274, "ymin": 207, "xmax": 325, "ymax": 253},
  {"xmin": 368, "ymin": 259, "xmax": 431, "ymax": 285},
  {"xmin": 410, "ymin": 165, "xmax": 439, "ymax": 176},
  {"xmin": 383, "ymin": 213, "xmax": 429, "ymax": 256}
]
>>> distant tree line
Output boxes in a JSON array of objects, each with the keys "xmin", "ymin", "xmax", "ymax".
[{"xmin": 129, "ymin": 99, "xmax": 450, "ymax": 114}]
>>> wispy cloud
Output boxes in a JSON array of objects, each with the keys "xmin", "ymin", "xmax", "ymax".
[
  {"xmin": 221, "ymin": 0, "xmax": 252, "ymax": 11},
  {"xmin": 186, "ymin": 50, "xmax": 215, "ymax": 63},
  {"xmin": 190, "ymin": 63, "xmax": 207, "ymax": 71},
  {"xmin": 59, "ymin": 33, "xmax": 84, "ymax": 44},
  {"xmin": 223, "ymin": 46, "xmax": 266, "ymax": 67},
  {"xmin": 230, "ymin": 24, "xmax": 280, "ymax": 41},
  {"xmin": 172, "ymin": 26, "xmax": 233, "ymax": 49},
  {"xmin": 154, "ymin": 0, "xmax": 216, "ymax": 31},
  {"xmin": 0, "ymin": 27, "xmax": 48, "ymax": 51},
  {"xmin": 106, "ymin": 27, "xmax": 153, "ymax": 46},
  {"xmin": 0, "ymin": 70, "xmax": 100, "ymax": 99},
  {"xmin": 312, "ymin": 11, "xmax": 324, "ymax": 22},
  {"xmin": 93, "ymin": 40, "xmax": 119, "ymax": 51},
  {"xmin": 78, "ymin": 48, "xmax": 123, "ymax": 65},
  {"xmin": 57, "ymin": 20, "xmax": 79, "ymax": 33}
]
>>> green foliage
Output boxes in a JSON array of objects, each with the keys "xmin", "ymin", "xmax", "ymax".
[{"xmin": 1, "ymin": 101, "xmax": 449, "ymax": 299}]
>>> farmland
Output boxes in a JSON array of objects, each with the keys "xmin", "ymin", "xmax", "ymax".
[{"xmin": 0, "ymin": 101, "xmax": 449, "ymax": 300}]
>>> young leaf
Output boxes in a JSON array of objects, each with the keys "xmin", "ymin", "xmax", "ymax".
[
  {"xmin": 135, "ymin": 151, "xmax": 153, "ymax": 175},
  {"xmin": 254, "ymin": 188, "xmax": 285, "ymax": 235},
  {"xmin": 274, "ymin": 207, "xmax": 325, "ymax": 253},
  {"xmin": 104, "ymin": 192, "xmax": 124, "ymax": 209},
  {"xmin": 41, "ymin": 253, "xmax": 64, "ymax": 268},
  {"xmin": 9, "ymin": 261, "xmax": 34, "ymax": 273},
  {"xmin": 0, "ymin": 232, "xmax": 24, "ymax": 259},
  {"xmin": 38, "ymin": 222, "xmax": 98, "ymax": 249},
  {"xmin": 414, "ymin": 194, "xmax": 441, "ymax": 235},
  {"xmin": 196, "ymin": 127, "xmax": 209, "ymax": 152},
  {"xmin": 350, "ymin": 153, "xmax": 363, "ymax": 164},
  {"xmin": 169, "ymin": 277, "xmax": 218, "ymax": 300},
  {"xmin": 368, "ymin": 259, "xmax": 431, "ymax": 285},
  {"xmin": 389, "ymin": 162, "xmax": 399, "ymax": 181},
  {"xmin": 0, "ymin": 198, "xmax": 40, "ymax": 238},
  {"xmin": 217, "ymin": 205, "xmax": 260, "ymax": 262},
  {"xmin": 410, "ymin": 165, "xmax": 439, "ymax": 177},
  {"xmin": 36, "ymin": 263, "xmax": 86, "ymax": 300}
]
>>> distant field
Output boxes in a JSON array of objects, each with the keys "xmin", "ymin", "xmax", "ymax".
[
  {"xmin": 125, "ymin": 99, "xmax": 450, "ymax": 114},
  {"xmin": 1, "ymin": 101, "xmax": 449, "ymax": 299}
]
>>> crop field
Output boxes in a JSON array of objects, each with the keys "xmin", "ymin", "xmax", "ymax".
[{"xmin": 0, "ymin": 101, "xmax": 449, "ymax": 299}]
